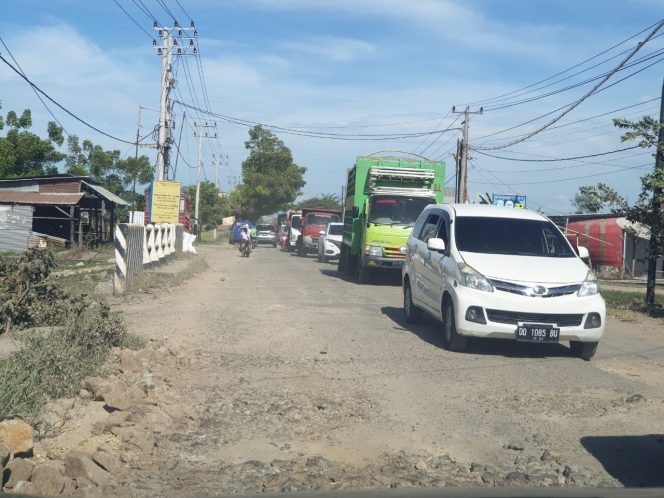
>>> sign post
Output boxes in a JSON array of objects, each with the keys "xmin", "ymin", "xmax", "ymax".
[{"xmin": 150, "ymin": 181, "xmax": 181, "ymax": 223}]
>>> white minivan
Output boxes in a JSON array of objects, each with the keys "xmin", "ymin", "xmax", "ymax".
[{"xmin": 402, "ymin": 204, "xmax": 605, "ymax": 360}]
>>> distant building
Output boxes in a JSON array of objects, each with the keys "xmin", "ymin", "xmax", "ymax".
[
  {"xmin": 551, "ymin": 213, "xmax": 659, "ymax": 278},
  {"xmin": 0, "ymin": 174, "xmax": 128, "ymax": 252}
]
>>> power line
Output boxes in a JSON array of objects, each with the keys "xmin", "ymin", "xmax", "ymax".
[
  {"xmin": 110, "ymin": 0, "xmax": 154, "ymax": 39},
  {"xmin": 473, "ymin": 144, "xmax": 642, "ymax": 162},
  {"xmin": 0, "ymin": 35, "xmax": 70, "ymax": 138},
  {"xmin": 0, "ymin": 53, "xmax": 135, "ymax": 145},
  {"xmin": 480, "ymin": 151, "xmax": 652, "ymax": 173},
  {"xmin": 473, "ymin": 162, "xmax": 651, "ymax": 186},
  {"xmin": 476, "ymin": 97, "xmax": 661, "ymax": 145},
  {"xmin": 173, "ymin": 100, "xmax": 464, "ymax": 140},
  {"xmin": 131, "ymin": 0, "xmax": 158, "ymax": 22},
  {"xmin": 472, "ymin": 21, "xmax": 664, "ymax": 151},
  {"xmin": 172, "ymin": 0, "xmax": 193, "ymax": 21},
  {"xmin": 463, "ymin": 19, "xmax": 664, "ymax": 107},
  {"xmin": 156, "ymin": 0, "xmax": 178, "ymax": 22}
]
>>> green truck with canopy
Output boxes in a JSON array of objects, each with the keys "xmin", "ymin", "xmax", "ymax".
[{"xmin": 338, "ymin": 155, "xmax": 445, "ymax": 283}]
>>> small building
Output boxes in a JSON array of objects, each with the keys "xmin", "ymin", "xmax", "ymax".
[
  {"xmin": 0, "ymin": 174, "xmax": 128, "ymax": 252},
  {"xmin": 551, "ymin": 213, "xmax": 659, "ymax": 278}
]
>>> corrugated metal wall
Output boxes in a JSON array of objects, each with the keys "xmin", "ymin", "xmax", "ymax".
[
  {"xmin": 0, "ymin": 183, "xmax": 38, "ymax": 192},
  {"xmin": 39, "ymin": 180, "xmax": 80, "ymax": 193},
  {"xmin": 0, "ymin": 205, "xmax": 33, "ymax": 252}
]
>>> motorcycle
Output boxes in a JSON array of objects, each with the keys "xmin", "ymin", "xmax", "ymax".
[{"xmin": 239, "ymin": 239, "xmax": 252, "ymax": 257}]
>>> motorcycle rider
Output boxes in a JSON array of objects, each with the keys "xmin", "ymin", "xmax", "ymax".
[{"xmin": 239, "ymin": 224, "xmax": 251, "ymax": 254}]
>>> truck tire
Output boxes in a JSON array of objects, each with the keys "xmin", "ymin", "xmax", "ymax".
[
  {"xmin": 297, "ymin": 238, "xmax": 305, "ymax": 257},
  {"xmin": 357, "ymin": 257, "xmax": 370, "ymax": 284},
  {"xmin": 338, "ymin": 246, "xmax": 347, "ymax": 273}
]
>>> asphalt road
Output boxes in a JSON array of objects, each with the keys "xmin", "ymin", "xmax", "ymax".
[{"xmin": 122, "ymin": 242, "xmax": 664, "ymax": 490}]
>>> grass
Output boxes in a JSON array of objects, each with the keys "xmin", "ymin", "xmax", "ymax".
[
  {"xmin": 117, "ymin": 331, "xmax": 147, "ymax": 350},
  {"xmin": 131, "ymin": 254, "xmax": 209, "ymax": 292},
  {"xmin": 601, "ymin": 289, "xmax": 662, "ymax": 309},
  {"xmin": 200, "ymin": 228, "xmax": 229, "ymax": 244},
  {"xmin": 0, "ymin": 302, "xmax": 126, "ymax": 422}
]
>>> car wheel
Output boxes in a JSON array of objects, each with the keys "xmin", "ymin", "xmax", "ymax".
[
  {"xmin": 442, "ymin": 299, "xmax": 467, "ymax": 352},
  {"xmin": 322, "ymin": 255, "xmax": 328, "ymax": 263},
  {"xmin": 404, "ymin": 282, "xmax": 422, "ymax": 324},
  {"xmin": 317, "ymin": 252, "xmax": 322, "ymax": 262},
  {"xmin": 570, "ymin": 341, "xmax": 598, "ymax": 361}
]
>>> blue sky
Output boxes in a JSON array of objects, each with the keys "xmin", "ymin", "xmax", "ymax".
[{"xmin": 1, "ymin": 0, "xmax": 663, "ymax": 213}]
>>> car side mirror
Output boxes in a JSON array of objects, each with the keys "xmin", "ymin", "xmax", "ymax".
[
  {"xmin": 427, "ymin": 238, "xmax": 446, "ymax": 253},
  {"xmin": 319, "ymin": 230, "xmax": 326, "ymax": 236},
  {"xmin": 577, "ymin": 245, "xmax": 590, "ymax": 262},
  {"xmin": 352, "ymin": 206, "xmax": 359, "ymax": 218}
]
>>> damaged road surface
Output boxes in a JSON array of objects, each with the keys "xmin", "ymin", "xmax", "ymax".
[{"xmin": 34, "ymin": 244, "xmax": 664, "ymax": 494}]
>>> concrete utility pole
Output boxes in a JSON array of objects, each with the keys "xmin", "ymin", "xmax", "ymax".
[
  {"xmin": 452, "ymin": 106, "xmax": 483, "ymax": 203},
  {"xmin": 154, "ymin": 20, "xmax": 198, "ymax": 181},
  {"xmin": 646, "ymin": 78, "xmax": 664, "ymax": 309},
  {"xmin": 193, "ymin": 121, "xmax": 217, "ymax": 236},
  {"xmin": 130, "ymin": 105, "xmax": 142, "ymax": 223}
]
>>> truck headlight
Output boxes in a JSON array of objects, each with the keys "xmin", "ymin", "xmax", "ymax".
[
  {"xmin": 365, "ymin": 245, "xmax": 383, "ymax": 257},
  {"xmin": 458, "ymin": 263, "xmax": 493, "ymax": 292},
  {"xmin": 577, "ymin": 270, "xmax": 599, "ymax": 297},
  {"xmin": 304, "ymin": 236, "xmax": 312, "ymax": 244}
]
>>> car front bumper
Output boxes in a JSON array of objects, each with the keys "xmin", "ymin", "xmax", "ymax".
[
  {"xmin": 322, "ymin": 242, "xmax": 341, "ymax": 258},
  {"xmin": 452, "ymin": 286, "xmax": 605, "ymax": 343}
]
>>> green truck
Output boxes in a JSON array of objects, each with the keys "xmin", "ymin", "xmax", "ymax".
[{"xmin": 338, "ymin": 155, "xmax": 445, "ymax": 283}]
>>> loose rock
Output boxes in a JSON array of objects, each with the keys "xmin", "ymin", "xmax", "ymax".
[
  {"xmin": 3, "ymin": 458, "xmax": 34, "ymax": 489},
  {"xmin": 32, "ymin": 464, "xmax": 67, "ymax": 496},
  {"xmin": 0, "ymin": 443, "xmax": 9, "ymax": 468},
  {"xmin": 92, "ymin": 450, "xmax": 125, "ymax": 475},
  {"xmin": 0, "ymin": 420, "xmax": 33, "ymax": 457},
  {"xmin": 64, "ymin": 452, "xmax": 111, "ymax": 486}
]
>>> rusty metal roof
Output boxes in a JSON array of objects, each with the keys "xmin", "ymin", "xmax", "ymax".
[
  {"xmin": 81, "ymin": 181, "xmax": 128, "ymax": 206},
  {"xmin": 0, "ymin": 191, "xmax": 84, "ymax": 205}
]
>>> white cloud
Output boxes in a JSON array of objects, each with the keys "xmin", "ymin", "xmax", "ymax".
[{"xmin": 282, "ymin": 36, "xmax": 375, "ymax": 62}]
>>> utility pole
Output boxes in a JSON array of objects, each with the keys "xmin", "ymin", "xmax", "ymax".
[
  {"xmin": 646, "ymin": 78, "xmax": 664, "ymax": 310},
  {"xmin": 193, "ymin": 121, "xmax": 217, "ymax": 236},
  {"xmin": 154, "ymin": 20, "xmax": 198, "ymax": 181},
  {"xmin": 452, "ymin": 106, "xmax": 483, "ymax": 203},
  {"xmin": 130, "ymin": 105, "xmax": 142, "ymax": 223}
]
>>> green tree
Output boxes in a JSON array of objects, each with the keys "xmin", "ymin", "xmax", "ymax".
[
  {"xmin": 185, "ymin": 181, "xmax": 232, "ymax": 230},
  {"xmin": 238, "ymin": 125, "xmax": 306, "ymax": 218},
  {"xmin": 572, "ymin": 183, "xmax": 627, "ymax": 214},
  {"xmin": 295, "ymin": 193, "xmax": 342, "ymax": 211},
  {"xmin": 0, "ymin": 103, "xmax": 65, "ymax": 178},
  {"xmin": 576, "ymin": 114, "xmax": 663, "ymax": 310}
]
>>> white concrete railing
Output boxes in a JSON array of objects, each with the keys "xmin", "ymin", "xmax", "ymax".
[
  {"xmin": 114, "ymin": 223, "xmax": 183, "ymax": 294},
  {"xmin": 143, "ymin": 223, "xmax": 177, "ymax": 265}
]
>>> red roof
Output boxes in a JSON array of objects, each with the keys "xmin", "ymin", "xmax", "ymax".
[{"xmin": 0, "ymin": 191, "xmax": 84, "ymax": 205}]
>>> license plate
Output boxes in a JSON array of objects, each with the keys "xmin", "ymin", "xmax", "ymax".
[{"xmin": 515, "ymin": 323, "xmax": 560, "ymax": 343}]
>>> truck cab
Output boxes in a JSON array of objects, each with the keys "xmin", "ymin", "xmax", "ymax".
[
  {"xmin": 338, "ymin": 155, "xmax": 445, "ymax": 283},
  {"xmin": 286, "ymin": 211, "xmax": 302, "ymax": 252},
  {"xmin": 296, "ymin": 209, "xmax": 342, "ymax": 257}
]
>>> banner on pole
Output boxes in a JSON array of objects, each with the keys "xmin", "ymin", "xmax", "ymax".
[{"xmin": 492, "ymin": 194, "xmax": 526, "ymax": 208}]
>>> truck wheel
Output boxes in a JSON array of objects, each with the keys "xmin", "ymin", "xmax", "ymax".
[
  {"xmin": 570, "ymin": 341, "xmax": 598, "ymax": 361},
  {"xmin": 297, "ymin": 243, "xmax": 305, "ymax": 257},
  {"xmin": 404, "ymin": 282, "xmax": 422, "ymax": 323},
  {"xmin": 338, "ymin": 247, "xmax": 347, "ymax": 273},
  {"xmin": 442, "ymin": 299, "xmax": 466, "ymax": 352},
  {"xmin": 357, "ymin": 258, "xmax": 370, "ymax": 284}
]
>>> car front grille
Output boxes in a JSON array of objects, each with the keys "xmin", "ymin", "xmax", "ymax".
[
  {"xmin": 489, "ymin": 279, "xmax": 580, "ymax": 298},
  {"xmin": 485, "ymin": 309, "xmax": 583, "ymax": 327}
]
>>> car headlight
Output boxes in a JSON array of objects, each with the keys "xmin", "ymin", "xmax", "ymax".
[
  {"xmin": 365, "ymin": 245, "xmax": 383, "ymax": 257},
  {"xmin": 458, "ymin": 263, "xmax": 493, "ymax": 292},
  {"xmin": 577, "ymin": 270, "xmax": 599, "ymax": 297}
]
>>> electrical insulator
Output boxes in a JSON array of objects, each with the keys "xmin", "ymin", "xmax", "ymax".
[
  {"xmin": 190, "ymin": 20, "xmax": 195, "ymax": 28},
  {"xmin": 178, "ymin": 30, "xmax": 183, "ymax": 36},
  {"xmin": 152, "ymin": 39, "xmax": 157, "ymax": 47},
  {"xmin": 173, "ymin": 38, "xmax": 178, "ymax": 46},
  {"xmin": 158, "ymin": 29, "xmax": 163, "ymax": 37},
  {"xmin": 193, "ymin": 47, "xmax": 197, "ymax": 55},
  {"xmin": 174, "ymin": 20, "xmax": 180, "ymax": 28},
  {"xmin": 153, "ymin": 21, "xmax": 158, "ymax": 28},
  {"xmin": 189, "ymin": 39, "xmax": 194, "ymax": 46},
  {"xmin": 178, "ymin": 48, "xmax": 182, "ymax": 54},
  {"xmin": 157, "ymin": 48, "xmax": 162, "ymax": 55},
  {"xmin": 193, "ymin": 30, "xmax": 198, "ymax": 37}
]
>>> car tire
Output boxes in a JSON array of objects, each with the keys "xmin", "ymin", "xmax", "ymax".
[
  {"xmin": 322, "ymin": 255, "xmax": 328, "ymax": 263},
  {"xmin": 442, "ymin": 299, "xmax": 467, "ymax": 352},
  {"xmin": 570, "ymin": 341, "xmax": 598, "ymax": 361},
  {"xmin": 317, "ymin": 252, "xmax": 322, "ymax": 262},
  {"xmin": 403, "ymin": 282, "xmax": 422, "ymax": 324}
]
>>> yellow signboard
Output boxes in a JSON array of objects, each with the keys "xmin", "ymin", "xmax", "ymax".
[{"xmin": 150, "ymin": 181, "xmax": 181, "ymax": 223}]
